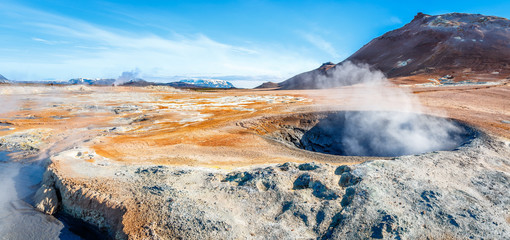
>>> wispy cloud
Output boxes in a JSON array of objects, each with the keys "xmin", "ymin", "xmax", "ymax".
[
  {"xmin": 32, "ymin": 37, "xmax": 52, "ymax": 44},
  {"xmin": 0, "ymin": 2, "xmax": 319, "ymax": 86},
  {"xmin": 301, "ymin": 33, "xmax": 341, "ymax": 60},
  {"xmin": 31, "ymin": 37, "xmax": 67, "ymax": 45},
  {"xmin": 390, "ymin": 16, "xmax": 402, "ymax": 24}
]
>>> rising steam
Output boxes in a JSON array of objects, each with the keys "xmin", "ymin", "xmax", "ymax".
[
  {"xmin": 114, "ymin": 69, "xmax": 140, "ymax": 86},
  {"xmin": 307, "ymin": 61, "xmax": 471, "ymax": 157}
]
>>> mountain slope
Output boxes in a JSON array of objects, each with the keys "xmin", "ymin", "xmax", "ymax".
[
  {"xmin": 254, "ymin": 82, "xmax": 280, "ymax": 89},
  {"xmin": 280, "ymin": 12, "xmax": 510, "ymax": 89},
  {"xmin": 280, "ymin": 62, "xmax": 336, "ymax": 89},
  {"xmin": 0, "ymin": 74, "xmax": 9, "ymax": 83}
]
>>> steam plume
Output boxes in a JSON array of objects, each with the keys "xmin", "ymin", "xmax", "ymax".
[
  {"xmin": 114, "ymin": 69, "xmax": 140, "ymax": 86},
  {"xmin": 310, "ymin": 61, "xmax": 469, "ymax": 156}
]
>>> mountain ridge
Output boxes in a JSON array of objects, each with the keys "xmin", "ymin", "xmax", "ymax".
[
  {"xmin": 280, "ymin": 12, "xmax": 510, "ymax": 89},
  {"xmin": 177, "ymin": 79, "xmax": 235, "ymax": 88},
  {"xmin": 0, "ymin": 74, "xmax": 9, "ymax": 83}
]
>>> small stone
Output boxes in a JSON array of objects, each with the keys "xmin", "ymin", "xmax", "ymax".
[
  {"xmin": 338, "ymin": 172, "xmax": 361, "ymax": 188},
  {"xmin": 339, "ymin": 172, "xmax": 353, "ymax": 187},
  {"xmin": 298, "ymin": 162, "xmax": 320, "ymax": 171},
  {"xmin": 334, "ymin": 165, "xmax": 351, "ymax": 175},
  {"xmin": 293, "ymin": 174, "xmax": 311, "ymax": 189},
  {"xmin": 341, "ymin": 187, "xmax": 356, "ymax": 207},
  {"xmin": 311, "ymin": 182, "xmax": 338, "ymax": 200},
  {"xmin": 278, "ymin": 162, "xmax": 294, "ymax": 171}
]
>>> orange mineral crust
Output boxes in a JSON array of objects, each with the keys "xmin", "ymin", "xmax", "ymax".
[
  {"xmin": 2, "ymin": 83, "xmax": 509, "ymax": 239},
  {"xmin": 1, "ymin": 83, "xmax": 509, "ymax": 167}
]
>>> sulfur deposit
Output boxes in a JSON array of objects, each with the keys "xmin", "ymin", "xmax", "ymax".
[{"xmin": 0, "ymin": 83, "xmax": 509, "ymax": 239}]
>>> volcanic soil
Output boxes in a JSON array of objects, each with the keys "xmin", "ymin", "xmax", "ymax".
[{"xmin": 0, "ymin": 81, "xmax": 509, "ymax": 239}]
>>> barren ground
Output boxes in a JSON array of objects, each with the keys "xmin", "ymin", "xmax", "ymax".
[{"xmin": 0, "ymin": 80, "xmax": 509, "ymax": 239}]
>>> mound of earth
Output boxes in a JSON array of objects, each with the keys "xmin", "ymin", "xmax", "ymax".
[
  {"xmin": 120, "ymin": 79, "xmax": 154, "ymax": 87},
  {"xmin": 254, "ymin": 81, "xmax": 280, "ymax": 89},
  {"xmin": 281, "ymin": 13, "xmax": 510, "ymax": 89}
]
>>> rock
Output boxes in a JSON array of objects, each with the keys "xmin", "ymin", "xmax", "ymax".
[
  {"xmin": 278, "ymin": 162, "xmax": 295, "ymax": 171},
  {"xmin": 311, "ymin": 182, "xmax": 338, "ymax": 200},
  {"xmin": 293, "ymin": 173, "xmax": 312, "ymax": 189},
  {"xmin": 334, "ymin": 165, "xmax": 351, "ymax": 175},
  {"xmin": 223, "ymin": 172, "xmax": 255, "ymax": 186},
  {"xmin": 34, "ymin": 184, "xmax": 59, "ymax": 215},
  {"xmin": 298, "ymin": 162, "xmax": 320, "ymax": 171},
  {"xmin": 340, "ymin": 187, "xmax": 355, "ymax": 207},
  {"xmin": 293, "ymin": 173, "xmax": 338, "ymax": 200},
  {"xmin": 370, "ymin": 211, "xmax": 400, "ymax": 239},
  {"xmin": 338, "ymin": 172, "xmax": 361, "ymax": 187}
]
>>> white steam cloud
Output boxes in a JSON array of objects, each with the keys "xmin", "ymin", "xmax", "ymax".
[
  {"xmin": 114, "ymin": 69, "xmax": 140, "ymax": 86},
  {"xmin": 308, "ymin": 61, "xmax": 470, "ymax": 157}
]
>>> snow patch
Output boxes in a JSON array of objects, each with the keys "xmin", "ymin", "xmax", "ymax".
[
  {"xmin": 179, "ymin": 79, "xmax": 235, "ymax": 88},
  {"xmin": 396, "ymin": 59, "xmax": 412, "ymax": 67}
]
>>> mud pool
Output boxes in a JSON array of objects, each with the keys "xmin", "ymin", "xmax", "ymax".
[
  {"xmin": 0, "ymin": 152, "xmax": 104, "ymax": 239},
  {"xmin": 267, "ymin": 111, "xmax": 476, "ymax": 157}
]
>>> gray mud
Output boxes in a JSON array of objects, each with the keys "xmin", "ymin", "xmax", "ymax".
[
  {"xmin": 0, "ymin": 152, "xmax": 102, "ymax": 240},
  {"xmin": 266, "ymin": 111, "xmax": 476, "ymax": 157}
]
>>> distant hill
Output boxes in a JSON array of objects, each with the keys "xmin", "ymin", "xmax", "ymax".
[
  {"xmin": 0, "ymin": 74, "xmax": 9, "ymax": 83},
  {"xmin": 165, "ymin": 82, "xmax": 202, "ymax": 88},
  {"xmin": 174, "ymin": 79, "xmax": 235, "ymax": 88},
  {"xmin": 280, "ymin": 13, "xmax": 510, "ymax": 89},
  {"xmin": 68, "ymin": 78, "xmax": 115, "ymax": 85},
  {"xmin": 254, "ymin": 82, "xmax": 280, "ymax": 89},
  {"xmin": 120, "ymin": 79, "xmax": 153, "ymax": 87}
]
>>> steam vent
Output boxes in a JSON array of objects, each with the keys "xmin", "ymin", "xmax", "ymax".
[
  {"xmin": 263, "ymin": 111, "xmax": 476, "ymax": 157},
  {"xmin": 1, "ymin": 7, "xmax": 510, "ymax": 240}
]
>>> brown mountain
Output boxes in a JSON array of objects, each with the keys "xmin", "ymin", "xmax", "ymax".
[
  {"xmin": 280, "ymin": 12, "xmax": 510, "ymax": 89},
  {"xmin": 254, "ymin": 81, "xmax": 280, "ymax": 89}
]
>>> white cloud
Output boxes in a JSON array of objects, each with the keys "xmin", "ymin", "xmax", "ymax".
[
  {"xmin": 301, "ymin": 33, "xmax": 341, "ymax": 60},
  {"xmin": 390, "ymin": 16, "xmax": 402, "ymax": 24},
  {"xmin": 0, "ymin": 2, "xmax": 320, "ymax": 87},
  {"xmin": 32, "ymin": 37, "xmax": 52, "ymax": 44},
  {"xmin": 31, "ymin": 37, "xmax": 67, "ymax": 45}
]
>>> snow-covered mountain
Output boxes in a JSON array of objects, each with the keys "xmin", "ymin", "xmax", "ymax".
[
  {"xmin": 0, "ymin": 74, "xmax": 9, "ymax": 83},
  {"xmin": 68, "ymin": 78, "xmax": 115, "ymax": 85},
  {"xmin": 178, "ymin": 79, "xmax": 235, "ymax": 88}
]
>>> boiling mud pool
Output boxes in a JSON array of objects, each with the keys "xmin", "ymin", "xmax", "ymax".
[{"xmin": 0, "ymin": 152, "xmax": 86, "ymax": 240}]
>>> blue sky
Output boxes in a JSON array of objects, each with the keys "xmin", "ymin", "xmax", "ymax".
[{"xmin": 1, "ymin": 0, "xmax": 509, "ymax": 87}]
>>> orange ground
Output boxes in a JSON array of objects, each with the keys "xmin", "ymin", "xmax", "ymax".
[{"xmin": 1, "ymin": 82, "xmax": 509, "ymax": 168}]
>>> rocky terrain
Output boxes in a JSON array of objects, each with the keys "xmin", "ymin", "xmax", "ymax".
[
  {"xmin": 0, "ymin": 81, "xmax": 508, "ymax": 239},
  {"xmin": 281, "ymin": 13, "xmax": 510, "ymax": 89},
  {"xmin": 37, "ymin": 131, "xmax": 510, "ymax": 239},
  {"xmin": 0, "ymin": 12, "xmax": 509, "ymax": 240}
]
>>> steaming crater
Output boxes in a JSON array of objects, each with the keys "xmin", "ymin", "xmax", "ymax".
[{"xmin": 264, "ymin": 111, "xmax": 476, "ymax": 157}]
